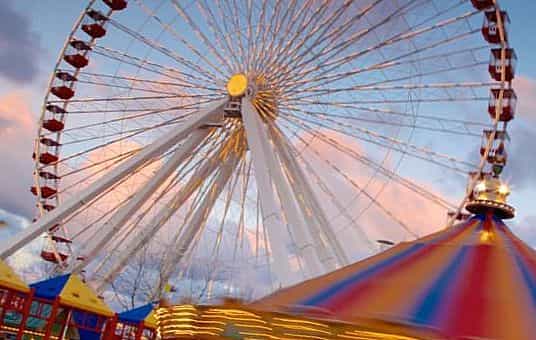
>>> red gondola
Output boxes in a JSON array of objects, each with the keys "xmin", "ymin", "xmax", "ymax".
[
  {"xmin": 50, "ymin": 86, "xmax": 74, "ymax": 100},
  {"xmin": 471, "ymin": 0, "xmax": 493, "ymax": 10},
  {"xmin": 40, "ymin": 137, "xmax": 61, "ymax": 147},
  {"xmin": 30, "ymin": 186, "xmax": 57, "ymax": 199},
  {"xmin": 103, "ymin": 0, "xmax": 128, "ymax": 11},
  {"xmin": 55, "ymin": 71, "xmax": 77, "ymax": 82},
  {"xmin": 488, "ymin": 48, "xmax": 517, "ymax": 81},
  {"xmin": 42, "ymin": 119, "xmax": 64, "ymax": 132},
  {"xmin": 42, "ymin": 204, "xmax": 55, "ymax": 212},
  {"xmin": 39, "ymin": 171, "xmax": 60, "ymax": 180},
  {"xmin": 51, "ymin": 235, "xmax": 72, "ymax": 243},
  {"xmin": 40, "ymin": 250, "xmax": 68, "ymax": 263},
  {"xmin": 488, "ymin": 88, "xmax": 517, "ymax": 122},
  {"xmin": 70, "ymin": 39, "xmax": 92, "ymax": 51},
  {"xmin": 482, "ymin": 11, "xmax": 510, "ymax": 44},
  {"xmin": 64, "ymin": 54, "xmax": 89, "ymax": 68},
  {"xmin": 82, "ymin": 23, "xmax": 106, "ymax": 38},
  {"xmin": 45, "ymin": 104, "xmax": 66, "ymax": 114},
  {"xmin": 33, "ymin": 152, "xmax": 58, "ymax": 165}
]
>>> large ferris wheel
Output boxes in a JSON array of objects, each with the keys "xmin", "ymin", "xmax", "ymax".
[{"xmin": 1, "ymin": 0, "xmax": 517, "ymax": 301}]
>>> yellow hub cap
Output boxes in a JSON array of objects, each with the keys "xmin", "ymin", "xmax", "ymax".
[{"xmin": 226, "ymin": 73, "xmax": 248, "ymax": 97}]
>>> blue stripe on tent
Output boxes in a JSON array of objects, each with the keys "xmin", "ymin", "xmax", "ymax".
[
  {"xmin": 300, "ymin": 243, "xmax": 425, "ymax": 307},
  {"xmin": 514, "ymin": 255, "xmax": 536, "ymax": 308},
  {"xmin": 30, "ymin": 274, "xmax": 70, "ymax": 300},
  {"xmin": 298, "ymin": 217, "xmax": 480, "ymax": 308},
  {"xmin": 407, "ymin": 246, "xmax": 470, "ymax": 326}
]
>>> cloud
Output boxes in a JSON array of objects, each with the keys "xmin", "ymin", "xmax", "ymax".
[
  {"xmin": 501, "ymin": 125, "xmax": 536, "ymax": 189},
  {"xmin": 514, "ymin": 76, "xmax": 536, "ymax": 120},
  {"xmin": 0, "ymin": 0, "xmax": 41, "ymax": 83},
  {"xmin": 0, "ymin": 209, "xmax": 45, "ymax": 282},
  {"xmin": 510, "ymin": 215, "xmax": 536, "ymax": 249},
  {"xmin": 301, "ymin": 129, "xmax": 448, "ymax": 245},
  {"xmin": 0, "ymin": 91, "xmax": 37, "ymax": 217}
]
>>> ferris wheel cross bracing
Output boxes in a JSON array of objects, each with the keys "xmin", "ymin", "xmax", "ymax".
[
  {"xmin": 150, "ymin": 147, "xmax": 244, "ymax": 300},
  {"xmin": 0, "ymin": 99, "xmax": 227, "ymax": 260},
  {"xmin": 71, "ymin": 128, "xmax": 212, "ymax": 274},
  {"xmin": 92, "ymin": 131, "xmax": 233, "ymax": 293}
]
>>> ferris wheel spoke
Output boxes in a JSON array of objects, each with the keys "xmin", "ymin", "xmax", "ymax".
[
  {"xmin": 282, "ymin": 135, "xmax": 376, "ymax": 250},
  {"xmin": 57, "ymin": 105, "xmax": 201, "ymax": 136},
  {"xmin": 249, "ymin": 0, "xmax": 281, "ymax": 73},
  {"xmin": 300, "ymin": 128, "xmax": 420, "ymax": 238},
  {"xmin": 210, "ymin": 156, "xmax": 246, "ymax": 261},
  {"xmin": 153, "ymin": 144, "xmax": 245, "ymax": 298},
  {"xmin": 232, "ymin": 158, "xmax": 252, "ymax": 261},
  {"xmin": 284, "ymin": 106, "xmax": 488, "ymax": 137},
  {"xmin": 72, "ymin": 128, "xmax": 213, "ymax": 273},
  {"xmin": 267, "ymin": 0, "xmax": 388, "ymax": 83},
  {"xmin": 169, "ymin": 0, "xmax": 236, "ymax": 76},
  {"xmin": 255, "ymin": 0, "xmax": 301, "ymax": 72},
  {"xmin": 72, "ymin": 78, "xmax": 214, "ymax": 98},
  {"xmin": 92, "ymin": 46, "xmax": 221, "ymax": 89},
  {"xmin": 49, "ymin": 93, "xmax": 219, "ymax": 105},
  {"xmin": 283, "ymin": 6, "xmax": 480, "ymax": 88},
  {"xmin": 289, "ymin": 43, "xmax": 487, "ymax": 91},
  {"xmin": 293, "ymin": 81, "xmax": 494, "ymax": 98},
  {"xmin": 197, "ymin": 1, "xmax": 242, "ymax": 72},
  {"xmin": 94, "ymin": 138, "xmax": 227, "ymax": 292},
  {"xmin": 259, "ymin": 0, "xmax": 318, "ymax": 74},
  {"xmin": 74, "ymin": 71, "xmax": 219, "ymax": 92},
  {"xmin": 266, "ymin": 0, "xmax": 361, "ymax": 83},
  {"xmin": 268, "ymin": 122, "xmax": 351, "ymax": 267},
  {"xmin": 273, "ymin": 0, "xmax": 422, "ymax": 85},
  {"xmin": 132, "ymin": 0, "xmax": 234, "ymax": 78},
  {"xmin": 275, "ymin": 116, "xmax": 456, "ymax": 210},
  {"xmin": 277, "ymin": 111, "xmax": 474, "ymax": 173},
  {"xmin": 285, "ymin": 59, "xmax": 489, "ymax": 101},
  {"xmin": 106, "ymin": 18, "xmax": 223, "ymax": 84}
]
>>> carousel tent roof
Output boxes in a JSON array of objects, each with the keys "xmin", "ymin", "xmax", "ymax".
[
  {"xmin": 118, "ymin": 303, "xmax": 157, "ymax": 329},
  {"xmin": 30, "ymin": 273, "xmax": 114, "ymax": 317},
  {"xmin": 0, "ymin": 260, "xmax": 30, "ymax": 293},
  {"xmin": 254, "ymin": 214, "xmax": 536, "ymax": 339}
]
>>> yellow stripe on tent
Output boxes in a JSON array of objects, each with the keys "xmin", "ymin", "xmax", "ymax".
[
  {"xmin": 0, "ymin": 260, "xmax": 30, "ymax": 293},
  {"xmin": 145, "ymin": 310, "xmax": 157, "ymax": 329},
  {"xmin": 58, "ymin": 274, "xmax": 114, "ymax": 317}
]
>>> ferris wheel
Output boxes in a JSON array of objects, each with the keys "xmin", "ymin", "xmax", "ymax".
[{"xmin": 2, "ymin": 0, "xmax": 517, "ymax": 302}]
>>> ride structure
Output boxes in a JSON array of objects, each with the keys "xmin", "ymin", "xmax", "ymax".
[{"xmin": 0, "ymin": 1, "xmax": 527, "ymax": 338}]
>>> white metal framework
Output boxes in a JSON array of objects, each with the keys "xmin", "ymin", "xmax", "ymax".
[{"xmin": 1, "ymin": 0, "xmax": 516, "ymax": 304}]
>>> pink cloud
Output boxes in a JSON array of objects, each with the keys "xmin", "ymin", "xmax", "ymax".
[
  {"xmin": 299, "ymin": 129, "xmax": 448, "ymax": 248},
  {"xmin": 513, "ymin": 76, "xmax": 536, "ymax": 120},
  {"xmin": 0, "ymin": 91, "xmax": 37, "ymax": 217}
]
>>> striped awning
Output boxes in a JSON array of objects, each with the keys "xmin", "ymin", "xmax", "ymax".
[{"xmin": 254, "ymin": 214, "xmax": 536, "ymax": 339}]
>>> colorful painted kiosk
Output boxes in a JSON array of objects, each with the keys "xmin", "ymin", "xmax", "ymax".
[
  {"xmin": 114, "ymin": 303, "xmax": 157, "ymax": 339},
  {"xmin": 0, "ymin": 260, "xmax": 33, "ymax": 338},
  {"xmin": 156, "ymin": 213, "xmax": 536, "ymax": 339},
  {"xmin": 28, "ymin": 273, "xmax": 115, "ymax": 339}
]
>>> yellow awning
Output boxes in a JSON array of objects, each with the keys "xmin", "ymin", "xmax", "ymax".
[
  {"xmin": 0, "ymin": 260, "xmax": 29, "ymax": 293},
  {"xmin": 144, "ymin": 310, "xmax": 157, "ymax": 329},
  {"xmin": 58, "ymin": 274, "xmax": 114, "ymax": 317}
]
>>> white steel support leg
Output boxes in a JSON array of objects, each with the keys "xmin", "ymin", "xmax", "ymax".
[
  {"xmin": 242, "ymin": 98, "xmax": 315, "ymax": 283},
  {"xmin": 249, "ymin": 116, "xmax": 323, "ymax": 278},
  {"xmin": 0, "ymin": 100, "xmax": 226, "ymax": 259},
  {"xmin": 73, "ymin": 129, "xmax": 211, "ymax": 273},
  {"xmin": 93, "ymin": 135, "xmax": 228, "ymax": 293},
  {"xmin": 152, "ymin": 149, "xmax": 243, "ymax": 299},
  {"xmin": 270, "ymin": 124, "xmax": 349, "ymax": 269}
]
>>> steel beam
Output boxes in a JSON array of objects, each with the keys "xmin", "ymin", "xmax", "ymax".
[{"xmin": 0, "ymin": 100, "xmax": 226, "ymax": 259}]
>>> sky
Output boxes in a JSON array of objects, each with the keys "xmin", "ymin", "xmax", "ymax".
[{"xmin": 1, "ymin": 0, "xmax": 536, "ymax": 287}]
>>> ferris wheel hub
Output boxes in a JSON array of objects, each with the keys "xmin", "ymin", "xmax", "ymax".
[{"xmin": 227, "ymin": 73, "xmax": 249, "ymax": 97}]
